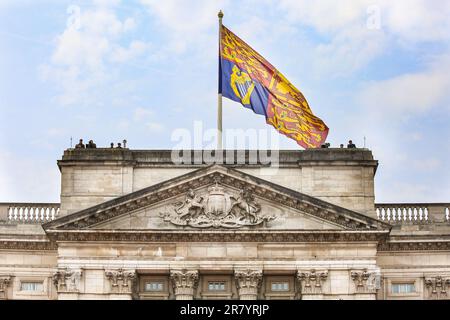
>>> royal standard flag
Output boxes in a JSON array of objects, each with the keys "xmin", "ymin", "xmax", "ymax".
[{"xmin": 219, "ymin": 25, "xmax": 329, "ymax": 148}]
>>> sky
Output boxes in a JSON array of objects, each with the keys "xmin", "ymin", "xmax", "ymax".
[{"xmin": 0, "ymin": 0, "xmax": 449, "ymax": 204}]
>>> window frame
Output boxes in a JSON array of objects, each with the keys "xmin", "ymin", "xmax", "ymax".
[
  {"xmin": 200, "ymin": 275, "xmax": 233, "ymax": 300},
  {"xmin": 386, "ymin": 278, "xmax": 420, "ymax": 298},
  {"xmin": 138, "ymin": 276, "xmax": 170, "ymax": 300},
  {"xmin": 14, "ymin": 277, "xmax": 50, "ymax": 298},
  {"xmin": 391, "ymin": 282, "xmax": 416, "ymax": 294},
  {"xmin": 20, "ymin": 281, "xmax": 44, "ymax": 292},
  {"xmin": 264, "ymin": 276, "xmax": 296, "ymax": 300}
]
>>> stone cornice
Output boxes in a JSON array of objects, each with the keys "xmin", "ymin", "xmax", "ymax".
[
  {"xmin": 59, "ymin": 149, "xmax": 377, "ymax": 165},
  {"xmin": 44, "ymin": 229, "xmax": 389, "ymax": 243},
  {"xmin": 43, "ymin": 167, "xmax": 390, "ymax": 231},
  {"xmin": 0, "ymin": 239, "xmax": 57, "ymax": 250},
  {"xmin": 378, "ymin": 240, "xmax": 450, "ymax": 251},
  {"xmin": 2, "ymin": 230, "xmax": 450, "ymax": 252}
]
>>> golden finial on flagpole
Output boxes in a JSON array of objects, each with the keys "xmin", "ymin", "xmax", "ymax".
[{"xmin": 218, "ymin": 10, "xmax": 224, "ymax": 19}]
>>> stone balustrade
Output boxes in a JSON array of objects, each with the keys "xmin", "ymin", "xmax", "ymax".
[
  {"xmin": 375, "ymin": 203, "xmax": 450, "ymax": 224},
  {"xmin": 1, "ymin": 202, "xmax": 449, "ymax": 225},
  {"xmin": 0, "ymin": 202, "xmax": 60, "ymax": 224}
]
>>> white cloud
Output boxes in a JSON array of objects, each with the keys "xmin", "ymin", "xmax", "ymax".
[
  {"xmin": 357, "ymin": 54, "xmax": 450, "ymax": 114},
  {"xmin": 412, "ymin": 158, "xmax": 441, "ymax": 171},
  {"xmin": 279, "ymin": 0, "xmax": 368, "ymax": 33},
  {"xmin": 110, "ymin": 40, "xmax": 150, "ymax": 63},
  {"xmin": 382, "ymin": 1, "xmax": 450, "ymax": 43},
  {"xmin": 277, "ymin": 1, "xmax": 450, "ymax": 75},
  {"xmin": 279, "ymin": 0, "xmax": 450, "ymax": 42},
  {"xmin": 41, "ymin": 1, "xmax": 150, "ymax": 106},
  {"xmin": 313, "ymin": 26, "xmax": 387, "ymax": 76},
  {"xmin": 146, "ymin": 122, "xmax": 164, "ymax": 132},
  {"xmin": 140, "ymin": 0, "xmax": 225, "ymax": 34},
  {"xmin": 133, "ymin": 107, "xmax": 153, "ymax": 121},
  {"xmin": 0, "ymin": 151, "xmax": 60, "ymax": 202},
  {"xmin": 139, "ymin": 0, "xmax": 227, "ymax": 54},
  {"xmin": 132, "ymin": 107, "xmax": 164, "ymax": 133}
]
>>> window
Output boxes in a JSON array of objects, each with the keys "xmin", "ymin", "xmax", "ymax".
[
  {"xmin": 144, "ymin": 281, "xmax": 164, "ymax": 292},
  {"xmin": 208, "ymin": 281, "xmax": 226, "ymax": 291},
  {"xmin": 200, "ymin": 276, "xmax": 233, "ymax": 299},
  {"xmin": 392, "ymin": 283, "xmax": 415, "ymax": 294},
  {"xmin": 271, "ymin": 282, "xmax": 289, "ymax": 292},
  {"xmin": 20, "ymin": 282, "xmax": 43, "ymax": 292},
  {"xmin": 264, "ymin": 276, "xmax": 296, "ymax": 300}
]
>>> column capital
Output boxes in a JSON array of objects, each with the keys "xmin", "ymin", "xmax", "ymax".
[
  {"xmin": 105, "ymin": 268, "xmax": 136, "ymax": 294},
  {"xmin": 53, "ymin": 267, "xmax": 82, "ymax": 293},
  {"xmin": 234, "ymin": 269, "xmax": 262, "ymax": 300},
  {"xmin": 425, "ymin": 276, "xmax": 450, "ymax": 300},
  {"xmin": 297, "ymin": 269, "xmax": 328, "ymax": 295},
  {"xmin": 350, "ymin": 269, "xmax": 377, "ymax": 294},
  {"xmin": 170, "ymin": 269, "xmax": 199, "ymax": 300},
  {"xmin": 0, "ymin": 276, "xmax": 12, "ymax": 299}
]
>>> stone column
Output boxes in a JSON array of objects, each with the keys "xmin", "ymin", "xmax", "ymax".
[
  {"xmin": 53, "ymin": 268, "xmax": 83, "ymax": 300},
  {"xmin": 234, "ymin": 269, "xmax": 262, "ymax": 300},
  {"xmin": 170, "ymin": 269, "xmax": 199, "ymax": 300},
  {"xmin": 105, "ymin": 268, "xmax": 136, "ymax": 300},
  {"xmin": 297, "ymin": 269, "xmax": 328, "ymax": 300},
  {"xmin": 0, "ymin": 276, "xmax": 12, "ymax": 300}
]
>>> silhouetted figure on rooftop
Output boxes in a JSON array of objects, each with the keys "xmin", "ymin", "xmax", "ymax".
[
  {"xmin": 321, "ymin": 142, "xmax": 330, "ymax": 148},
  {"xmin": 340, "ymin": 144, "xmax": 344, "ymax": 148},
  {"xmin": 75, "ymin": 139, "xmax": 85, "ymax": 149},
  {"xmin": 117, "ymin": 143, "xmax": 122, "ymax": 149},
  {"xmin": 87, "ymin": 140, "xmax": 97, "ymax": 148},
  {"xmin": 347, "ymin": 140, "xmax": 356, "ymax": 148}
]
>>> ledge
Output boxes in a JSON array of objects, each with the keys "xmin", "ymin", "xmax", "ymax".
[{"xmin": 58, "ymin": 149, "xmax": 378, "ymax": 171}]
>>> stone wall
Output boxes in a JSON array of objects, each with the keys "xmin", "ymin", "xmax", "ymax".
[
  {"xmin": 52, "ymin": 241, "xmax": 380, "ymax": 300},
  {"xmin": 58, "ymin": 149, "xmax": 378, "ymax": 217}
]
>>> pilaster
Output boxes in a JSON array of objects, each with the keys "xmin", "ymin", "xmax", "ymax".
[
  {"xmin": 234, "ymin": 269, "xmax": 262, "ymax": 300},
  {"xmin": 0, "ymin": 276, "xmax": 12, "ymax": 300},
  {"xmin": 105, "ymin": 268, "xmax": 136, "ymax": 300},
  {"xmin": 170, "ymin": 269, "xmax": 199, "ymax": 300},
  {"xmin": 297, "ymin": 269, "xmax": 328, "ymax": 299},
  {"xmin": 425, "ymin": 276, "xmax": 450, "ymax": 300},
  {"xmin": 53, "ymin": 268, "xmax": 82, "ymax": 300}
]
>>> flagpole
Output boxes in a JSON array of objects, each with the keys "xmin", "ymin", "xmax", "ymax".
[{"xmin": 217, "ymin": 10, "xmax": 224, "ymax": 150}]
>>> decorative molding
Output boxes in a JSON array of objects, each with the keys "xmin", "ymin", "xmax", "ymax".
[
  {"xmin": 425, "ymin": 276, "xmax": 450, "ymax": 300},
  {"xmin": 105, "ymin": 268, "xmax": 136, "ymax": 294},
  {"xmin": 0, "ymin": 276, "xmax": 12, "ymax": 299},
  {"xmin": 160, "ymin": 179, "xmax": 275, "ymax": 228},
  {"xmin": 378, "ymin": 241, "xmax": 450, "ymax": 251},
  {"xmin": 43, "ymin": 168, "xmax": 388, "ymax": 231},
  {"xmin": 170, "ymin": 269, "xmax": 199, "ymax": 300},
  {"xmin": 297, "ymin": 269, "xmax": 328, "ymax": 295},
  {"xmin": 350, "ymin": 269, "xmax": 377, "ymax": 294},
  {"xmin": 234, "ymin": 269, "xmax": 262, "ymax": 300},
  {"xmin": 52, "ymin": 268, "xmax": 82, "ymax": 293},
  {"xmin": 0, "ymin": 240, "xmax": 57, "ymax": 251},
  {"xmin": 45, "ymin": 230, "xmax": 388, "ymax": 243}
]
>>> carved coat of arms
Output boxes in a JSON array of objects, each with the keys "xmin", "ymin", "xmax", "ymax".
[{"xmin": 160, "ymin": 181, "xmax": 275, "ymax": 229}]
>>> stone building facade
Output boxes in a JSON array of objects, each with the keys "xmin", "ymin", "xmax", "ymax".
[{"xmin": 0, "ymin": 148, "xmax": 449, "ymax": 300}]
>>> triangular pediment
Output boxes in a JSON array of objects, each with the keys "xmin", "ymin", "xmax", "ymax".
[{"xmin": 43, "ymin": 165, "xmax": 390, "ymax": 236}]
